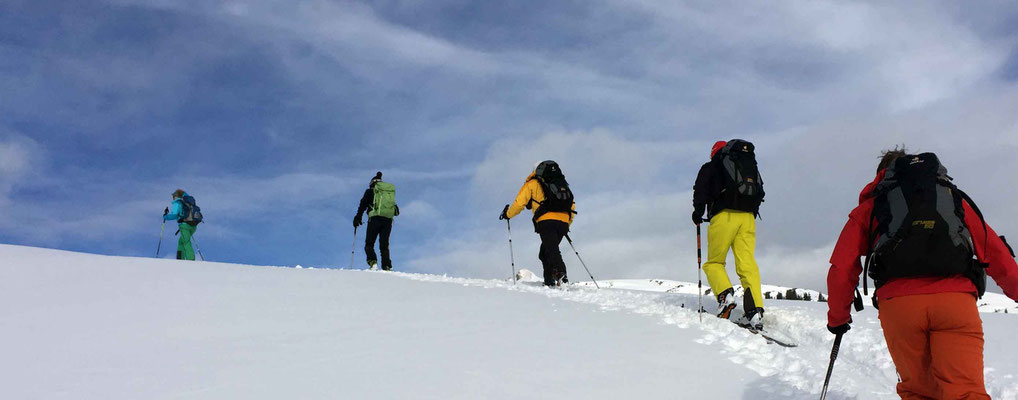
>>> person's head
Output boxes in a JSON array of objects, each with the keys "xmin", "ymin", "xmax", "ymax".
[
  {"xmin": 877, "ymin": 145, "xmax": 908, "ymax": 173},
  {"xmin": 710, "ymin": 141, "xmax": 727, "ymax": 158},
  {"xmin": 171, "ymin": 189, "xmax": 185, "ymax": 200},
  {"xmin": 369, "ymin": 171, "xmax": 382, "ymax": 187}
]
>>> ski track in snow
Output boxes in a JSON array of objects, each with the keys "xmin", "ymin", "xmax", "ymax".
[{"xmin": 356, "ymin": 270, "xmax": 1018, "ymax": 400}]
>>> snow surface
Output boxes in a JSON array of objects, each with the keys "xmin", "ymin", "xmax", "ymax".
[
  {"xmin": 1, "ymin": 244, "xmax": 1016, "ymax": 399},
  {"xmin": 580, "ymin": 278, "xmax": 1018, "ymax": 314}
]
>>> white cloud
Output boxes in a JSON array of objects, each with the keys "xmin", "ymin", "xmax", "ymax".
[
  {"xmin": 400, "ymin": 200, "xmax": 441, "ymax": 222},
  {"xmin": 0, "ymin": 132, "xmax": 41, "ymax": 209},
  {"xmin": 618, "ymin": 0, "xmax": 1007, "ymax": 111}
]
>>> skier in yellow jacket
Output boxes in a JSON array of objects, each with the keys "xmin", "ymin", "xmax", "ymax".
[
  {"xmin": 692, "ymin": 140, "xmax": 766, "ymax": 330},
  {"xmin": 500, "ymin": 161, "xmax": 576, "ymax": 286}
]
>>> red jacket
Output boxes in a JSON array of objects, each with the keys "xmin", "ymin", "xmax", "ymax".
[{"xmin": 827, "ymin": 170, "xmax": 1018, "ymax": 327}]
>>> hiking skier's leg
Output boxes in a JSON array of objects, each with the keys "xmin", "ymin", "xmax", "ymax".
[
  {"xmin": 928, "ymin": 293, "xmax": 988, "ymax": 399},
  {"xmin": 552, "ymin": 221, "xmax": 569, "ymax": 281},
  {"xmin": 879, "ymin": 295, "xmax": 940, "ymax": 399},
  {"xmin": 704, "ymin": 211, "xmax": 737, "ymax": 298},
  {"xmin": 536, "ymin": 220, "xmax": 567, "ymax": 285},
  {"xmin": 364, "ymin": 217, "xmax": 381, "ymax": 267},
  {"xmin": 378, "ymin": 217, "xmax": 393, "ymax": 270},
  {"xmin": 731, "ymin": 211, "xmax": 764, "ymax": 312},
  {"xmin": 177, "ymin": 223, "xmax": 196, "ymax": 261}
]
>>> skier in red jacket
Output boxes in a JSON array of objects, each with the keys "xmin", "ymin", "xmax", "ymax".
[{"xmin": 826, "ymin": 147, "xmax": 1018, "ymax": 399}]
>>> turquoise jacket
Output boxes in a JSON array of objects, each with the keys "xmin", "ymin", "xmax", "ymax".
[{"xmin": 164, "ymin": 193, "xmax": 188, "ymax": 221}]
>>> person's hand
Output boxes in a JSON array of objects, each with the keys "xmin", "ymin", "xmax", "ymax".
[
  {"xmin": 499, "ymin": 204, "xmax": 510, "ymax": 221},
  {"xmin": 692, "ymin": 212, "xmax": 704, "ymax": 225},
  {"xmin": 353, "ymin": 216, "xmax": 363, "ymax": 228},
  {"xmin": 164, "ymin": 207, "xmax": 169, "ymax": 216},
  {"xmin": 827, "ymin": 323, "xmax": 850, "ymax": 335}
]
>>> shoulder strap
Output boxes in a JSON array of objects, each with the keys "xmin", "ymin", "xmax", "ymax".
[
  {"xmin": 956, "ymin": 188, "xmax": 988, "ymax": 255},
  {"xmin": 863, "ymin": 211, "xmax": 876, "ymax": 296}
]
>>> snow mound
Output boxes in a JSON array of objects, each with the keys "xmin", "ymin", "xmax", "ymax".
[
  {"xmin": 580, "ymin": 278, "xmax": 1018, "ymax": 314},
  {"xmin": 1, "ymin": 244, "xmax": 1015, "ymax": 400}
]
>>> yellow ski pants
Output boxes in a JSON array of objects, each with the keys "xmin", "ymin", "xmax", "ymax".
[{"xmin": 703, "ymin": 210, "xmax": 764, "ymax": 310}]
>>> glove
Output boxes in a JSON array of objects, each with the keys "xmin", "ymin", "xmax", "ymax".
[
  {"xmin": 499, "ymin": 204, "xmax": 510, "ymax": 221},
  {"xmin": 163, "ymin": 207, "xmax": 169, "ymax": 216},
  {"xmin": 827, "ymin": 323, "xmax": 851, "ymax": 335},
  {"xmin": 692, "ymin": 204, "xmax": 706, "ymax": 225},
  {"xmin": 353, "ymin": 216, "xmax": 363, "ymax": 228},
  {"xmin": 394, "ymin": 205, "xmax": 400, "ymax": 217}
]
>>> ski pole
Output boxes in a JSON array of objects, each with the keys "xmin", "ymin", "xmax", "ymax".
[
  {"xmin": 190, "ymin": 234, "xmax": 206, "ymax": 261},
  {"xmin": 350, "ymin": 226, "xmax": 358, "ymax": 269},
  {"xmin": 564, "ymin": 234, "xmax": 599, "ymax": 289},
  {"xmin": 507, "ymin": 219, "xmax": 517, "ymax": 284},
  {"xmin": 696, "ymin": 224, "xmax": 703, "ymax": 323},
  {"xmin": 156, "ymin": 221, "xmax": 166, "ymax": 257},
  {"xmin": 819, "ymin": 332, "xmax": 844, "ymax": 400}
]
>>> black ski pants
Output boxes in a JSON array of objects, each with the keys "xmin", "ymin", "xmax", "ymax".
[
  {"xmin": 536, "ymin": 220, "xmax": 569, "ymax": 285},
  {"xmin": 365, "ymin": 216, "xmax": 393, "ymax": 269}
]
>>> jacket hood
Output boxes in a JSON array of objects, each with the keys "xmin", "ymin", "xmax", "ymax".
[
  {"xmin": 526, "ymin": 172, "xmax": 536, "ymax": 181},
  {"xmin": 858, "ymin": 169, "xmax": 886, "ymax": 203}
]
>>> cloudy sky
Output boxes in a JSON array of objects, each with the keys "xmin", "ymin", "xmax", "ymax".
[{"xmin": 2, "ymin": 0, "xmax": 1018, "ymax": 293}]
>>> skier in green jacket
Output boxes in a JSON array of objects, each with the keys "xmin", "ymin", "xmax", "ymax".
[{"xmin": 354, "ymin": 172, "xmax": 399, "ymax": 270}]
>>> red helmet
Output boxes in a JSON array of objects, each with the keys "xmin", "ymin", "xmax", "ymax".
[{"xmin": 711, "ymin": 141, "xmax": 727, "ymax": 158}]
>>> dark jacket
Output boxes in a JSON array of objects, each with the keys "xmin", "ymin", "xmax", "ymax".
[{"xmin": 692, "ymin": 160, "xmax": 726, "ymax": 220}]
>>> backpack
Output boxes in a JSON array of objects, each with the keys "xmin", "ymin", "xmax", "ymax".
[
  {"xmin": 369, "ymin": 182, "xmax": 397, "ymax": 218},
  {"xmin": 714, "ymin": 139, "xmax": 765, "ymax": 214},
  {"xmin": 864, "ymin": 153, "xmax": 987, "ymax": 298},
  {"xmin": 531, "ymin": 160, "xmax": 575, "ymax": 222},
  {"xmin": 179, "ymin": 195, "xmax": 203, "ymax": 225}
]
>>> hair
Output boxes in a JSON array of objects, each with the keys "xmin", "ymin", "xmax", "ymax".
[
  {"xmin": 877, "ymin": 145, "xmax": 908, "ymax": 173},
  {"xmin": 172, "ymin": 189, "xmax": 185, "ymax": 199}
]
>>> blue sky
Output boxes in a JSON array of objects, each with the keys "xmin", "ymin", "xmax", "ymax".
[{"xmin": 3, "ymin": 0, "xmax": 1018, "ymax": 292}]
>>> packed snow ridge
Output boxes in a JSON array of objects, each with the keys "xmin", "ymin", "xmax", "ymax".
[{"xmin": 2, "ymin": 244, "xmax": 1016, "ymax": 400}]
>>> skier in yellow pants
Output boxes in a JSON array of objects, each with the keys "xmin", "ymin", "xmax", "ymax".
[{"xmin": 693, "ymin": 140, "xmax": 766, "ymax": 330}]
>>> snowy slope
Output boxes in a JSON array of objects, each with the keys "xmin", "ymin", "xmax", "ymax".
[
  {"xmin": 582, "ymin": 278, "xmax": 1018, "ymax": 314},
  {"xmin": 1, "ymin": 244, "xmax": 1016, "ymax": 399}
]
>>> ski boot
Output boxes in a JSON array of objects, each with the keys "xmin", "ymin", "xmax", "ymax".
[
  {"xmin": 367, "ymin": 260, "xmax": 378, "ymax": 271},
  {"xmin": 716, "ymin": 288, "xmax": 737, "ymax": 319},
  {"xmin": 739, "ymin": 308, "xmax": 765, "ymax": 331},
  {"xmin": 382, "ymin": 264, "xmax": 392, "ymax": 271}
]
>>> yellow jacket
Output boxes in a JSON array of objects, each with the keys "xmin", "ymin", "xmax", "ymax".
[{"xmin": 507, "ymin": 173, "xmax": 575, "ymax": 225}]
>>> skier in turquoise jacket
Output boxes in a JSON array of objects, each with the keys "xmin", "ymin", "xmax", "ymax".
[{"xmin": 163, "ymin": 189, "xmax": 199, "ymax": 260}]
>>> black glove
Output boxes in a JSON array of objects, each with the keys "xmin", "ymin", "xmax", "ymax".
[
  {"xmin": 692, "ymin": 204, "xmax": 706, "ymax": 225},
  {"xmin": 827, "ymin": 323, "xmax": 850, "ymax": 335},
  {"xmin": 163, "ymin": 207, "xmax": 169, "ymax": 216},
  {"xmin": 394, "ymin": 205, "xmax": 400, "ymax": 217},
  {"xmin": 353, "ymin": 215, "xmax": 363, "ymax": 228},
  {"xmin": 499, "ymin": 204, "xmax": 510, "ymax": 221}
]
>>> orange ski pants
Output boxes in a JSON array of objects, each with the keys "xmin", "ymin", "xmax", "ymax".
[{"xmin": 878, "ymin": 292, "xmax": 988, "ymax": 400}]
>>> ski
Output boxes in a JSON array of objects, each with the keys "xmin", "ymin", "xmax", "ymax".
[
  {"xmin": 737, "ymin": 323, "xmax": 798, "ymax": 348},
  {"xmin": 704, "ymin": 307, "xmax": 799, "ymax": 347}
]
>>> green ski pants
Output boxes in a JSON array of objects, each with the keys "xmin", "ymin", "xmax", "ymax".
[{"xmin": 177, "ymin": 223, "xmax": 196, "ymax": 260}]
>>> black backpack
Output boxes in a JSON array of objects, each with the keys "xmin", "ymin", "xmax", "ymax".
[
  {"xmin": 714, "ymin": 139, "xmax": 765, "ymax": 214},
  {"xmin": 530, "ymin": 160, "xmax": 575, "ymax": 222},
  {"xmin": 864, "ymin": 153, "xmax": 986, "ymax": 297},
  {"xmin": 179, "ymin": 195, "xmax": 203, "ymax": 226}
]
